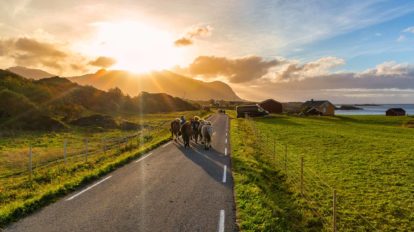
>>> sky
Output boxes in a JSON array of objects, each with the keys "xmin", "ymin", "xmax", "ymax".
[{"xmin": 1, "ymin": 0, "xmax": 414, "ymax": 103}]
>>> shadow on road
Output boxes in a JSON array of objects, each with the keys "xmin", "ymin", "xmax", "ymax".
[{"xmin": 172, "ymin": 141, "xmax": 230, "ymax": 187}]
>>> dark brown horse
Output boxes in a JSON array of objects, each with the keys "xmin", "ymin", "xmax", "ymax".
[
  {"xmin": 181, "ymin": 121, "xmax": 193, "ymax": 148},
  {"xmin": 170, "ymin": 119, "xmax": 180, "ymax": 141},
  {"xmin": 191, "ymin": 120, "xmax": 201, "ymax": 143}
]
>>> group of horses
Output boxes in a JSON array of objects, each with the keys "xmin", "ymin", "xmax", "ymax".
[{"xmin": 170, "ymin": 117, "xmax": 213, "ymax": 150}]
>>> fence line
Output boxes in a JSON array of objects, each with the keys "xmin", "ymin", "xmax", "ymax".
[
  {"xmin": 0, "ymin": 122, "xmax": 169, "ymax": 179},
  {"xmin": 240, "ymin": 116, "xmax": 382, "ymax": 231}
]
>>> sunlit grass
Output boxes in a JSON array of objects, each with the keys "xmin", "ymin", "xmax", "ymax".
[
  {"xmin": 0, "ymin": 110, "xmax": 209, "ymax": 227},
  {"xmin": 231, "ymin": 113, "xmax": 414, "ymax": 231}
]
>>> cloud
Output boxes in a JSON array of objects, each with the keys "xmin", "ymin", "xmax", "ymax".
[
  {"xmin": 14, "ymin": 37, "xmax": 66, "ymax": 58},
  {"xmin": 0, "ymin": 37, "xmax": 113, "ymax": 74},
  {"xmin": 174, "ymin": 37, "xmax": 193, "ymax": 47},
  {"xmin": 174, "ymin": 25, "xmax": 213, "ymax": 47},
  {"xmin": 182, "ymin": 55, "xmax": 347, "ymax": 83},
  {"xmin": 359, "ymin": 61, "xmax": 414, "ymax": 77},
  {"xmin": 403, "ymin": 26, "xmax": 414, "ymax": 33},
  {"xmin": 275, "ymin": 56, "xmax": 345, "ymax": 81},
  {"xmin": 70, "ymin": 63, "xmax": 87, "ymax": 72},
  {"xmin": 232, "ymin": 69, "xmax": 414, "ymax": 103},
  {"xmin": 186, "ymin": 25, "xmax": 212, "ymax": 37},
  {"xmin": 89, "ymin": 56, "xmax": 116, "ymax": 68},
  {"xmin": 187, "ymin": 55, "xmax": 281, "ymax": 83},
  {"xmin": 0, "ymin": 37, "xmax": 68, "ymax": 70},
  {"xmin": 397, "ymin": 35, "xmax": 406, "ymax": 42}
]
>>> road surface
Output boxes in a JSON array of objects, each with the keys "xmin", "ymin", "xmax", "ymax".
[{"xmin": 5, "ymin": 113, "xmax": 236, "ymax": 232}]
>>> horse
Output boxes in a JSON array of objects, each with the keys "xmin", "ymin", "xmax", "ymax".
[
  {"xmin": 201, "ymin": 121, "xmax": 213, "ymax": 150},
  {"xmin": 181, "ymin": 121, "xmax": 193, "ymax": 148},
  {"xmin": 170, "ymin": 118, "xmax": 180, "ymax": 141},
  {"xmin": 198, "ymin": 119, "xmax": 205, "ymax": 143},
  {"xmin": 191, "ymin": 117, "xmax": 201, "ymax": 143}
]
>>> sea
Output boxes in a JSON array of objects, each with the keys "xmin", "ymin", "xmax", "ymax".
[{"xmin": 336, "ymin": 104, "xmax": 414, "ymax": 115}]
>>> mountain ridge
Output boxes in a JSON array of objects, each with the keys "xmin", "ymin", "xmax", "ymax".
[
  {"xmin": 7, "ymin": 66, "xmax": 55, "ymax": 80},
  {"xmin": 68, "ymin": 69, "xmax": 242, "ymax": 101}
]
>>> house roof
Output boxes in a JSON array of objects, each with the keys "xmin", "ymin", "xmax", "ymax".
[
  {"xmin": 386, "ymin": 108, "xmax": 405, "ymax": 112},
  {"xmin": 260, "ymin": 99, "xmax": 281, "ymax": 104},
  {"xmin": 302, "ymin": 100, "xmax": 333, "ymax": 108}
]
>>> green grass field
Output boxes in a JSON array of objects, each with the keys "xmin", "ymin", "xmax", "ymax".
[
  {"xmin": 231, "ymin": 114, "xmax": 414, "ymax": 231},
  {"xmin": 0, "ymin": 110, "xmax": 209, "ymax": 227}
]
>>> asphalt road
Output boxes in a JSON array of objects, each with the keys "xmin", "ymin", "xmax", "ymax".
[{"xmin": 5, "ymin": 113, "xmax": 236, "ymax": 232}]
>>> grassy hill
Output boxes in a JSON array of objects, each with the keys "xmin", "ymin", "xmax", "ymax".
[
  {"xmin": 231, "ymin": 114, "xmax": 414, "ymax": 231},
  {"xmin": 0, "ymin": 70, "xmax": 199, "ymax": 130}
]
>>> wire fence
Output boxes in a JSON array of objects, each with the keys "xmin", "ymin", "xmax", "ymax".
[
  {"xmin": 238, "ymin": 116, "xmax": 383, "ymax": 231},
  {"xmin": 0, "ymin": 122, "xmax": 170, "ymax": 180}
]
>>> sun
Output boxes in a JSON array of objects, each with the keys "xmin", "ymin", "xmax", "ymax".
[{"xmin": 79, "ymin": 21, "xmax": 184, "ymax": 73}]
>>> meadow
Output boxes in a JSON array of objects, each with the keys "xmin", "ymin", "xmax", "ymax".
[
  {"xmin": 0, "ymin": 110, "xmax": 208, "ymax": 227},
  {"xmin": 230, "ymin": 114, "xmax": 414, "ymax": 231}
]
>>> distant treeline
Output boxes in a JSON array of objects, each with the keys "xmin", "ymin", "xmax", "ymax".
[{"xmin": 0, "ymin": 70, "xmax": 199, "ymax": 130}]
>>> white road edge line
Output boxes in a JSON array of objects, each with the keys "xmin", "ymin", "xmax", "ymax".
[
  {"xmin": 162, "ymin": 142, "xmax": 171, "ymax": 148},
  {"xmin": 135, "ymin": 152, "xmax": 153, "ymax": 163},
  {"xmin": 66, "ymin": 176, "xmax": 112, "ymax": 201},
  {"xmin": 225, "ymin": 138, "xmax": 228, "ymax": 144},
  {"xmin": 218, "ymin": 209, "xmax": 225, "ymax": 232},
  {"xmin": 222, "ymin": 165, "xmax": 227, "ymax": 183},
  {"xmin": 224, "ymin": 148, "xmax": 227, "ymax": 156}
]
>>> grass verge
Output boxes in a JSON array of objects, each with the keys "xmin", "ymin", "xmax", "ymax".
[{"xmin": 230, "ymin": 114, "xmax": 321, "ymax": 231}]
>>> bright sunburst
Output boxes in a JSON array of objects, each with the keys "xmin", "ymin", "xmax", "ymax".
[{"xmin": 79, "ymin": 21, "xmax": 184, "ymax": 73}]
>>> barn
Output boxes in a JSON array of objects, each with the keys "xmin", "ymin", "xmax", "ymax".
[
  {"xmin": 301, "ymin": 99, "xmax": 335, "ymax": 116},
  {"xmin": 386, "ymin": 108, "xmax": 406, "ymax": 116},
  {"xmin": 259, "ymin": 99, "xmax": 283, "ymax": 114}
]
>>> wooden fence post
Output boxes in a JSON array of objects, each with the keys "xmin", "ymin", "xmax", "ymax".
[
  {"xmin": 273, "ymin": 138, "xmax": 276, "ymax": 165},
  {"xmin": 102, "ymin": 138, "xmax": 106, "ymax": 154},
  {"xmin": 29, "ymin": 145, "xmax": 32, "ymax": 181},
  {"xmin": 300, "ymin": 156, "xmax": 304, "ymax": 196},
  {"xmin": 284, "ymin": 144, "xmax": 287, "ymax": 173},
  {"xmin": 84, "ymin": 138, "xmax": 88, "ymax": 162},
  {"xmin": 333, "ymin": 189, "xmax": 337, "ymax": 232},
  {"xmin": 64, "ymin": 139, "xmax": 67, "ymax": 165}
]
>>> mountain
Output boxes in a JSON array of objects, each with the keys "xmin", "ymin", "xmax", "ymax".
[
  {"xmin": 69, "ymin": 69, "xmax": 242, "ymax": 101},
  {"xmin": 7, "ymin": 66, "xmax": 55, "ymax": 80},
  {"xmin": 0, "ymin": 69, "xmax": 199, "ymax": 130}
]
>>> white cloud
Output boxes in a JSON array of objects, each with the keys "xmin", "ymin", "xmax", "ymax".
[
  {"xmin": 359, "ymin": 61, "xmax": 414, "ymax": 77},
  {"xmin": 397, "ymin": 35, "xmax": 406, "ymax": 42},
  {"xmin": 403, "ymin": 26, "xmax": 414, "ymax": 33},
  {"xmin": 273, "ymin": 56, "xmax": 346, "ymax": 81}
]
